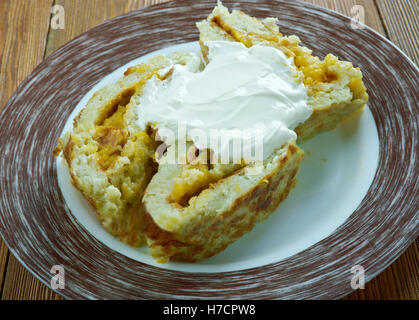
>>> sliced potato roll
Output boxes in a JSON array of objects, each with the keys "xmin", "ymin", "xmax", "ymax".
[
  {"xmin": 197, "ymin": 2, "xmax": 369, "ymax": 142},
  {"xmin": 143, "ymin": 143, "xmax": 304, "ymax": 262}
]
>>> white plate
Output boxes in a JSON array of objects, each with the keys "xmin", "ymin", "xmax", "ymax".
[{"xmin": 57, "ymin": 42, "xmax": 380, "ymax": 273}]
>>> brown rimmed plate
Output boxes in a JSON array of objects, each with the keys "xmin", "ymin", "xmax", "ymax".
[{"xmin": 0, "ymin": 0, "xmax": 417, "ymax": 299}]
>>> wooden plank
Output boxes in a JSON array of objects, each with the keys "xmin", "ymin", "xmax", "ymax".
[
  {"xmin": 2, "ymin": 0, "xmax": 170, "ymax": 301},
  {"xmin": 0, "ymin": 0, "xmax": 54, "ymax": 299},
  {"xmin": 44, "ymin": 0, "xmax": 170, "ymax": 57},
  {"xmin": 375, "ymin": 0, "xmax": 418, "ymax": 65},
  {"xmin": 324, "ymin": 0, "xmax": 419, "ymax": 300}
]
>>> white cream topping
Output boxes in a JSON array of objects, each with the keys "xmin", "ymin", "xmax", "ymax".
[{"xmin": 135, "ymin": 41, "xmax": 312, "ymax": 163}]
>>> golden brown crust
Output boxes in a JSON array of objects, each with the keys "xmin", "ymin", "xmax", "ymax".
[
  {"xmin": 198, "ymin": 3, "xmax": 369, "ymax": 142},
  {"xmin": 144, "ymin": 145, "xmax": 304, "ymax": 262},
  {"xmin": 55, "ymin": 3, "xmax": 369, "ymax": 263}
]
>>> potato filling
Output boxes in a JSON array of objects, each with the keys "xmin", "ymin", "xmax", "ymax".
[{"xmin": 209, "ymin": 15, "xmax": 366, "ymax": 99}]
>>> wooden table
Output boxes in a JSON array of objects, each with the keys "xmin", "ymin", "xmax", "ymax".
[{"xmin": 0, "ymin": 0, "xmax": 417, "ymax": 300}]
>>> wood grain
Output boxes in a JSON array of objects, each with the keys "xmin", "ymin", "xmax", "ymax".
[
  {"xmin": 0, "ymin": 1, "xmax": 9, "ymax": 280},
  {"xmin": 0, "ymin": 0, "xmax": 54, "ymax": 299},
  {"xmin": 0, "ymin": 0, "xmax": 417, "ymax": 300},
  {"xmin": 0, "ymin": 0, "xmax": 53, "ymax": 108}
]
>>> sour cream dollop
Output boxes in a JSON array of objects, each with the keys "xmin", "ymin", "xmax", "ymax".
[{"xmin": 136, "ymin": 41, "xmax": 312, "ymax": 163}]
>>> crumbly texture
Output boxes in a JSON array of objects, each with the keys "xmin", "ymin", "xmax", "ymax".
[
  {"xmin": 197, "ymin": 2, "xmax": 369, "ymax": 142},
  {"xmin": 58, "ymin": 3, "xmax": 369, "ymax": 262},
  {"xmin": 144, "ymin": 143, "xmax": 303, "ymax": 262}
]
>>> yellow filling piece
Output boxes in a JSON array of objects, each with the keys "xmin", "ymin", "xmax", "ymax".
[{"xmin": 210, "ymin": 16, "xmax": 365, "ymax": 97}]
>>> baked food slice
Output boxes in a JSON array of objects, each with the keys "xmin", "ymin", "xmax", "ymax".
[
  {"xmin": 143, "ymin": 143, "xmax": 304, "ymax": 262},
  {"xmin": 141, "ymin": 3, "xmax": 369, "ymax": 262},
  {"xmin": 57, "ymin": 53, "xmax": 200, "ymax": 246}
]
